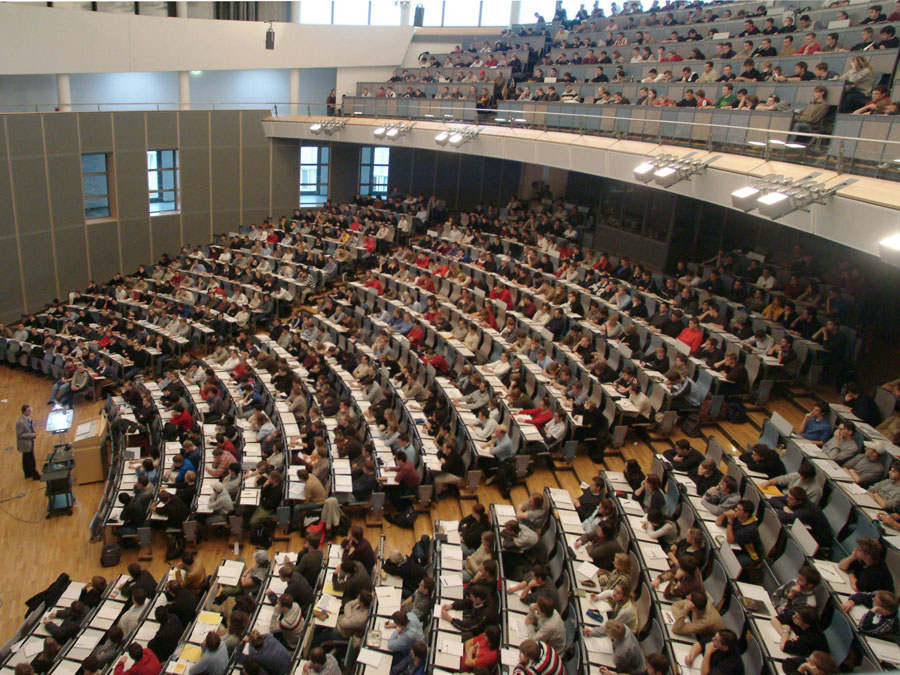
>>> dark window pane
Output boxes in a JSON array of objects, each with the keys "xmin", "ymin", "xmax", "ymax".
[
  {"xmin": 161, "ymin": 171, "xmax": 176, "ymax": 190},
  {"xmin": 83, "ymin": 175, "xmax": 108, "ymax": 197},
  {"xmin": 160, "ymin": 150, "xmax": 175, "ymax": 169},
  {"xmin": 360, "ymin": 166, "xmax": 371, "ymax": 184},
  {"xmin": 85, "ymin": 198, "xmax": 109, "ymax": 219},
  {"xmin": 361, "ymin": 147, "xmax": 372, "ymax": 164},
  {"xmin": 82, "ymin": 153, "xmax": 107, "ymax": 174}
]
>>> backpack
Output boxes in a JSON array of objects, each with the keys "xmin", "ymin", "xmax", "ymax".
[
  {"xmin": 681, "ymin": 413, "xmax": 704, "ymax": 438},
  {"xmin": 387, "ymin": 508, "xmax": 418, "ymax": 529},
  {"xmin": 100, "ymin": 544, "xmax": 121, "ymax": 567},
  {"xmin": 250, "ymin": 522, "xmax": 274, "ymax": 549},
  {"xmin": 411, "ymin": 535, "xmax": 431, "ymax": 567},
  {"xmin": 725, "ymin": 401, "xmax": 749, "ymax": 424}
]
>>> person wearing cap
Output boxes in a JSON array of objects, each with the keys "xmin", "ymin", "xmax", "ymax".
[
  {"xmin": 382, "ymin": 550, "xmax": 426, "ymax": 597},
  {"xmin": 844, "ymin": 443, "xmax": 887, "ymax": 488},
  {"xmin": 215, "ymin": 550, "xmax": 270, "ymax": 605}
]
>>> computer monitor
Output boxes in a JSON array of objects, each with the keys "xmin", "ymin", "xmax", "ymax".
[{"xmin": 46, "ymin": 408, "xmax": 74, "ymax": 434}]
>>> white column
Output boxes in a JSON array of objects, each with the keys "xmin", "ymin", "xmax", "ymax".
[
  {"xmin": 175, "ymin": 1, "xmax": 188, "ymax": 17},
  {"xmin": 56, "ymin": 74, "xmax": 71, "ymax": 112},
  {"xmin": 291, "ymin": 0, "xmax": 301, "ymax": 22},
  {"xmin": 178, "ymin": 71, "xmax": 190, "ymax": 111},
  {"xmin": 289, "ymin": 68, "xmax": 300, "ymax": 116},
  {"xmin": 400, "ymin": 0, "xmax": 411, "ymax": 26},
  {"xmin": 510, "ymin": 0, "xmax": 521, "ymax": 26}
]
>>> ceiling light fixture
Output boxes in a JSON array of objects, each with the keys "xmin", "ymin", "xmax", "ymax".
[
  {"xmin": 729, "ymin": 172, "xmax": 857, "ymax": 219},
  {"xmin": 633, "ymin": 152, "xmax": 719, "ymax": 188},
  {"xmin": 435, "ymin": 126, "xmax": 479, "ymax": 149},
  {"xmin": 309, "ymin": 119, "xmax": 346, "ymax": 136}
]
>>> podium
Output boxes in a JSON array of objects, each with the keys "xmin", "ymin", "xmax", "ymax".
[
  {"xmin": 42, "ymin": 447, "xmax": 74, "ymax": 518},
  {"xmin": 70, "ymin": 415, "xmax": 108, "ymax": 484}
]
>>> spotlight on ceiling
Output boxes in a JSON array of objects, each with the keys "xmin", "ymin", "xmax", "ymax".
[
  {"xmin": 653, "ymin": 166, "xmax": 679, "ymax": 188},
  {"xmin": 310, "ymin": 119, "xmax": 346, "ymax": 136},
  {"xmin": 634, "ymin": 153, "xmax": 719, "ymax": 188},
  {"xmin": 633, "ymin": 162, "xmax": 655, "ymax": 183},
  {"xmin": 375, "ymin": 123, "xmax": 412, "ymax": 141},
  {"xmin": 435, "ymin": 126, "xmax": 479, "ymax": 148},
  {"xmin": 728, "ymin": 173, "xmax": 855, "ymax": 220},
  {"xmin": 756, "ymin": 191, "xmax": 793, "ymax": 220},
  {"xmin": 731, "ymin": 186, "xmax": 761, "ymax": 212},
  {"xmin": 879, "ymin": 232, "xmax": 900, "ymax": 268}
]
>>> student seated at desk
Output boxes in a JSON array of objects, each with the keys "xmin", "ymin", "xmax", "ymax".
[
  {"xmin": 738, "ymin": 443, "xmax": 786, "ymax": 479},
  {"xmin": 763, "ymin": 460, "xmax": 822, "ymax": 506},
  {"xmin": 664, "ymin": 439, "xmax": 705, "ymax": 473},
  {"xmin": 844, "ymin": 443, "xmax": 887, "ymax": 487},
  {"xmin": 671, "ymin": 591, "xmax": 724, "ymax": 666},
  {"xmin": 715, "ymin": 499, "xmax": 763, "ymax": 574},
  {"xmin": 838, "ymin": 537, "xmax": 894, "ymax": 595}
]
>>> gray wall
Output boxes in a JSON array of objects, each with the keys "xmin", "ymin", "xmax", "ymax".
[{"xmin": 0, "ymin": 109, "xmax": 300, "ymax": 324}]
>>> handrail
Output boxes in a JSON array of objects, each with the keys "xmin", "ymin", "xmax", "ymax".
[
  {"xmin": 4, "ymin": 98, "xmax": 900, "ymax": 177},
  {"xmin": 334, "ymin": 97, "xmax": 900, "ymax": 178}
]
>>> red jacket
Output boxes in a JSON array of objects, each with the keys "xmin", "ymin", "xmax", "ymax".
[
  {"xmin": 520, "ymin": 407, "xmax": 553, "ymax": 431},
  {"xmin": 365, "ymin": 278, "xmax": 383, "ymax": 295},
  {"xmin": 114, "ymin": 648, "xmax": 161, "ymax": 675},
  {"xmin": 677, "ymin": 327, "xmax": 704, "ymax": 354},
  {"xmin": 407, "ymin": 324, "xmax": 425, "ymax": 347},
  {"xmin": 170, "ymin": 409, "xmax": 193, "ymax": 432},
  {"xmin": 490, "ymin": 287, "xmax": 512, "ymax": 308},
  {"xmin": 424, "ymin": 353, "xmax": 450, "ymax": 374}
]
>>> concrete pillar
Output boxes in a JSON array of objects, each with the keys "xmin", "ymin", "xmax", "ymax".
[
  {"xmin": 56, "ymin": 74, "xmax": 71, "ymax": 112},
  {"xmin": 179, "ymin": 71, "xmax": 190, "ymax": 111},
  {"xmin": 510, "ymin": 0, "xmax": 521, "ymax": 26},
  {"xmin": 291, "ymin": 0, "xmax": 301, "ymax": 22},
  {"xmin": 289, "ymin": 68, "xmax": 300, "ymax": 116},
  {"xmin": 400, "ymin": 0, "xmax": 411, "ymax": 26},
  {"xmin": 175, "ymin": 1, "xmax": 188, "ymax": 17}
]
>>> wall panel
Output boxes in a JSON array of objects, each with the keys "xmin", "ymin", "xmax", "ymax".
[
  {"xmin": 87, "ymin": 219, "xmax": 121, "ymax": 283},
  {"xmin": 0, "ymin": 109, "xmax": 287, "ymax": 322},
  {"xmin": 53, "ymin": 226, "xmax": 90, "ymax": 295},
  {"xmin": 0, "ymin": 237, "xmax": 24, "ymax": 321},
  {"xmin": 409, "ymin": 148, "xmax": 435, "ymax": 198},
  {"xmin": 78, "ymin": 112, "xmax": 113, "ymax": 152},
  {"xmin": 19, "ymin": 232, "xmax": 58, "ymax": 307},
  {"xmin": 271, "ymin": 138, "xmax": 299, "ymax": 218}
]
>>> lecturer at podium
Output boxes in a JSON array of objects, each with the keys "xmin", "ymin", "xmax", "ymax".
[{"xmin": 16, "ymin": 404, "xmax": 41, "ymax": 481}]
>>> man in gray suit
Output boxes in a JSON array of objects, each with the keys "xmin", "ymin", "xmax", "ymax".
[{"xmin": 16, "ymin": 404, "xmax": 40, "ymax": 480}]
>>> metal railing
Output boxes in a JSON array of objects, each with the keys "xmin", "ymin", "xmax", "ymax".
[
  {"xmin": 5, "ymin": 98, "xmax": 900, "ymax": 181},
  {"xmin": 336, "ymin": 96, "xmax": 900, "ymax": 182}
]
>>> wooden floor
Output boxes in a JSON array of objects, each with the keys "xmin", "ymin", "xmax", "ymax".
[{"xmin": 0, "ymin": 365, "xmax": 822, "ymax": 641}]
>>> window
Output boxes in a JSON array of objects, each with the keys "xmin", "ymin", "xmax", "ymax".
[
  {"xmin": 300, "ymin": 0, "xmax": 333, "ymax": 23},
  {"xmin": 369, "ymin": 0, "xmax": 400, "ymax": 25},
  {"xmin": 359, "ymin": 146, "xmax": 390, "ymax": 196},
  {"xmin": 300, "ymin": 145, "xmax": 330, "ymax": 206},
  {"xmin": 333, "ymin": 0, "xmax": 370, "ymax": 24},
  {"xmin": 81, "ymin": 153, "xmax": 114, "ymax": 220},
  {"xmin": 147, "ymin": 149, "xmax": 180, "ymax": 214},
  {"xmin": 443, "ymin": 0, "xmax": 480, "ymax": 26},
  {"xmin": 479, "ymin": 0, "xmax": 512, "ymax": 26}
]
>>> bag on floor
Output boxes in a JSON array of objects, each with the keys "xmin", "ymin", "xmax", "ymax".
[
  {"xmin": 100, "ymin": 544, "xmax": 121, "ymax": 567},
  {"xmin": 165, "ymin": 534, "xmax": 184, "ymax": 561},
  {"xmin": 249, "ymin": 523, "xmax": 273, "ymax": 549},
  {"xmin": 725, "ymin": 401, "xmax": 749, "ymax": 424},
  {"xmin": 681, "ymin": 413, "xmax": 703, "ymax": 438},
  {"xmin": 387, "ymin": 508, "xmax": 418, "ymax": 529}
]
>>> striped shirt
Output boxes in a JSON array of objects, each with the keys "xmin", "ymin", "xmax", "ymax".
[{"xmin": 513, "ymin": 642, "xmax": 565, "ymax": 675}]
